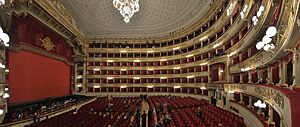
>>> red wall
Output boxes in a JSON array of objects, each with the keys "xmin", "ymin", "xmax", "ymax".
[{"xmin": 8, "ymin": 50, "xmax": 71, "ymax": 104}]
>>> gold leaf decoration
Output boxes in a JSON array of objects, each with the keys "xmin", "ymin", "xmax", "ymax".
[{"xmin": 40, "ymin": 36, "xmax": 56, "ymax": 51}]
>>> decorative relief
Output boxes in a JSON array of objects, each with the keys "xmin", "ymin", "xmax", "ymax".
[
  {"xmin": 254, "ymin": 87, "xmax": 284, "ymax": 109},
  {"xmin": 40, "ymin": 37, "xmax": 56, "ymax": 51}
]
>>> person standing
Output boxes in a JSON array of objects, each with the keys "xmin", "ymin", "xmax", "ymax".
[{"xmin": 142, "ymin": 111, "xmax": 147, "ymax": 127}]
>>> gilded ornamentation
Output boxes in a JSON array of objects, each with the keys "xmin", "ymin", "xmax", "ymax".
[{"xmin": 40, "ymin": 37, "xmax": 56, "ymax": 51}]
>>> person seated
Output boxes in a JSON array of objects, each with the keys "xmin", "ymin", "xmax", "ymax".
[{"xmin": 196, "ymin": 107, "xmax": 202, "ymax": 118}]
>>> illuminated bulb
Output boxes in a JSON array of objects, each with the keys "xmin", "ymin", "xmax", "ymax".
[
  {"xmin": 200, "ymin": 87, "xmax": 206, "ymax": 90},
  {"xmin": 266, "ymin": 26, "xmax": 277, "ymax": 37},
  {"xmin": 107, "ymin": 60, "xmax": 114, "ymax": 62},
  {"xmin": 3, "ymin": 93, "xmax": 9, "ymax": 98},
  {"xmin": 93, "ymin": 68, "xmax": 100, "ymax": 71},
  {"xmin": 0, "ymin": 63, "xmax": 5, "ymax": 69},
  {"xmin": 173, "ymin": 47, "xmax": 180, "ymax": 50},
  {"xmin": 174, "ymin": 86, "xmax": 181, "ymax": 89},
  {"xmin": 147, "ymin": 85, "xmax": 154, "ymax": 88},
  {"xmin": 5, "ymin": 69, "xmax": 9, "ymax": 73},
  {"xmin": 4, "ymin": 88, "xmax": 8, "ymax": 91},
  {"xmin": 93, "ymin": 86, "xmax": 100, "ymax": 88},
  {"xmin": 0, "ymin": 109, "xmax": 3, "ymax": 115},
  {"xmin": 120, "ymin": 86, "xmax": 127, "ymax": 88},
  {"xmin": 77, "ymin": 84, "xmax": 82, "ymax": 87}
]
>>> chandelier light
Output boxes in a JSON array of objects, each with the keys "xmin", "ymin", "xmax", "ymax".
[
  {"xmin": 0, "ymin": 0, "xmax": 5, "ymax": 5},
  {"xmin": 254, "ymin": 100, "xmax": 266, "ymax": 108},
  {"xmin": 113, "ymin": 0, "xmax": 140, "ymax": 23},
  {"xmin": 0, "ymin": 27, "xmax": 10, "ymax": 47},
  {"xmin": 256, "ymin": 26, "xmax": 277, "ymax": 51},
  {"xmin": 252, "ymin": 5, "xmax": 264, "ymax": 26}
]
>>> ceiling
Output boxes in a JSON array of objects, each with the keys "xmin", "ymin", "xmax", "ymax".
[{"xmin": 62, "ymin": 0, "xmax": 213, "ymax": 38}]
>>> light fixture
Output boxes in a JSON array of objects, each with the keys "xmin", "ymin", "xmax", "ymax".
[
  {"xmin": 120, "ymin": 68, "xmax": 127, "ymax": 71},
  {"xmin": 5, "ymin": 69, "xmax": 9, "ymax": 73},
  {"xmin": 254, "ymin": 100, "xmax": 266, "ymax": 108},
  {"xmin": 107, "ymin": 77, "xmax": 114, "ymax": 80},
  {"xmin": 93, "ymin": 86, "xmax": 100, "ymax": 88},
  {"xmin": 76, "ymin": 75, "xmax": 82, "ymax": 79},
  {"xmin": 187, "ymin": 75, "xmax": 195, "ymax": 78},
  {"xmin": 199, "ymin": 62, "xmax": 208, "ymax": 66},
  {"xmin": 147, "ymin": 68, "xmax": 154, "ymax": 71},
  {"xmin": 200, "ymin": 87, "xmax": 206, "ymax": 90},
  {"xmin": 0, "ymin": 109, "xmax": 4, "ymax": 115},
  {"xmin": 160, "ymin": 59, "xmax": 167, "ymax": 61},
  {"xmin": 0, "ymin": 63, "xmax": 5, "ymax": 69},
  {"xmin": 77, "ymin": 84, "xmax": 82, "ymax": 87},
  {"xmin": 113, "ymin": 0, "xmax": 140, "ymax": 23},
  {"xmin": 227, "ymin": 3, "xmax": 233, "ymax": 16},
  {"xmin": 120, "ymin": 50, "xmax": 127, "ymax": 53},
  {"xmin": 160, "ymin": 77, "xmax": 167, "ymax": 79},
  {"xmin": 133, "ymin": 77, "xmax": 140, "ymax": 80},
  {"xmin": 227, "ymin": 51, "xmax": 237, "ymax": 57},
  {"xmin": 107, "ymin": 60, "xmax": 114, "ymax": 62},
  {"xmin": 240, "ymin": 5, "xmax": 248, "ymax": 19},
  {"xmin": 0, "ymin": 0, "xmax": 5, "ymax": 5},
  {"xmin": 0, "ymin": 27, "xmax": 10, "ymax": 47},
  {"xmin": 174, "ymin": 86, "xmax": 181, "ymax": 89},
  {"xmin": 93, "ymin": 68, "xmax": 100, "ymax": 71},
  {"xmin": 3, "ymin": 93, "xmax": 9, "ymax": 98},
  {"xmin": 173, "ymin": 47, "xmax": 180, "ymax": 50},
  {"xmin": 213, "ymin": 43, "xmax": 222, "ymax": 48},
  {"xmin": 219, "ymin": 70, "xmax": 224, "ymax": 73},
  {"xmin": 199, "ymin": 36, "xmax": 208, "ymax": 41},
  {"xmin": 120, "ymin": 85, "xmax": 127, "ymax": 88},
  {"xmin": 256, "ymin": 26, "xmax": 277, "ymax": 51},
  {"xmin": 147, "ymin": 51, "xmax": 154, "ymax": 53},
  {"xmin": 4, "ymin": 88, "xmax": 8, "ymax": 91},
  {"xmin": 173, "ymin": 67, "xmax": 180, "ymax": 70},
  {"xmin": 186, "ymin": 54, "xmax": 194, "ymax": 58},
  {"xmin": 252, "ymin": 5, "xmax": 264, "ymax": 26},
  {"xmin": 134, "ymin": 60, "xmax": 141, "ymax": 62},
  {"xmin": 147, "ymin": 85, "xmax": 154, "ymax": 88}
]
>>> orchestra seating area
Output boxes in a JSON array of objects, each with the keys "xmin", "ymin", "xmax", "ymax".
[
  {"xmin": 5, "ymin": 95, "xmax": 245, "ymax": 127},
  {"xmin": 3, "ymin": 95, "xmax": 92, "ymax": 124},
  {"xmin": 27, "ymin": 97, "xmax": 140, "ymax": 127},
  {"xmin": 148, "ymin": 96, "xmax": 244, "ymax": 127}
]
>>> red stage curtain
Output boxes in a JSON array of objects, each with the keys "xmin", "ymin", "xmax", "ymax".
[{"xmin": 8, "ymin": 50, "xmax": 71, "ymax": 104}]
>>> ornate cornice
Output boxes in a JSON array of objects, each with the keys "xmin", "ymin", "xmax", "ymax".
[{"xmin": 9, "ymin": 43, "xmax": 74, "ymax": 66}]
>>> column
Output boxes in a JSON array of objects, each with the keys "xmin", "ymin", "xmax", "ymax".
[
  {"xmin": 226, "ymin": 58, "xmax": 231, "ymax": 82},
  {"xmin": 248, "ymin": 71, "xmax": 253, "ymax": 83},
  {"xmin": 279, "ymin": 61, "xmax": 287, "ymax": 84},
  {"xmin": 208, "ymin": 90, "xmax": 214, "ymax": 104},
  {"xmin": 239, "ymin": 93, "xmax": 243, "ymax": 104},
  {"xmin": 82, "ymin": 61, "xmax": 87, "ymax": 94},
  {"xmin": 249, "ymin": 96, "xmax": 253, "ymax": 107},
  {"xmin": 74, "ymin": 63, "xmax": 79, "ymax": 93},
  {"xmin": 239, "ymin": 73, "xmax": 243, "ymax": 83},
  {"xmin": 208, "ymin": 64, "xmax": 211, "ymax": 83},
  {"xmin": 257, "ymin": 70, "xmax": 262, "ymax": 84},
  {"xmin": 293, "ymin": 48, "xmax": 300, "ymax": 87},
  {"xmin": 268, "ymin": 67, "xmax": 273, "ymax": 84},
  {"xmin": 268, "ymin": 106, "xmax": 274, "ymax": 123}
]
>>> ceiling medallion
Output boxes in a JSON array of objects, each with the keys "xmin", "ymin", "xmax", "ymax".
[{"xmin": 113, "ymin": 0, "xmax": 140, "ymax": 23}]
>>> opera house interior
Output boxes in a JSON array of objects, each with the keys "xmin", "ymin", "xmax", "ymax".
[{"xmin": 0, "ymin": 0, "xmax": 300, "ymax": 127}]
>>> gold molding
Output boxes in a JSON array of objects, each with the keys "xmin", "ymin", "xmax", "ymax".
[
  {"xmin": 9, "ymin": 42, "xmax": 74, "ymax": 66},
  {"xmin": 40, "ymin": 36, "xmax": 56, "ymax": 51}
]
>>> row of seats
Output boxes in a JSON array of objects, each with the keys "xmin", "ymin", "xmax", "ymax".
[
  {"xmin": 148, "ymin": 96, "xmax": 244, "ymax": 127},
  {"xmin": 3, "ymin": 95, "xmax": 91, "ymax": 124},
  {"xmin": 27, "ymin": 97, "xmax": 140, "ymax": 127}
]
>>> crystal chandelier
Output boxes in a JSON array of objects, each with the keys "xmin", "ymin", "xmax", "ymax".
[{"xmin": 113, "ymin": 0, "xmax": 140, "ymax": 23}]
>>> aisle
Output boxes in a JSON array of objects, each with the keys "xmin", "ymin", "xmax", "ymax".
[{"xmin": 140, "ymin": 100, "xmax": 150, "ymax": 127}]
